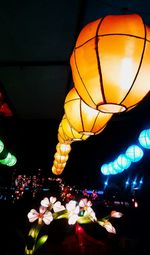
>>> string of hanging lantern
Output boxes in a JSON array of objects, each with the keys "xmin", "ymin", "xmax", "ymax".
[
  {"xmin": 51, "ymin": 13, "xmax": 150, "ymax": 176},
  {"xmin": 101, "ymin": 127, "xmax": 150, "ymax": 176}
]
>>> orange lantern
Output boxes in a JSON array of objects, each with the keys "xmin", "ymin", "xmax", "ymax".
[
  {"xmin": 59, "ymin": 115, "xmax": 90, "ymax": 141},
  {"xmin": 54, "ymin": 152, "xmax": 69, "ymax": 164},
  {"xmin": 64, "ymin": 87, "xmax": 112, "ymax": 135},
  {"xmin": 53, "ymin": 160, "xmax": 66, "ymax": 169},
  {"xmin": 56, "ymin": 142, "xmax": 71, "ymax": 156},
  {"xmin": 52, "ymin": 165, "xmax": 64, "ymax": 175},
  {"xmin": 70, "ymin": 14, "xmax": 150, "ymax": 113}
]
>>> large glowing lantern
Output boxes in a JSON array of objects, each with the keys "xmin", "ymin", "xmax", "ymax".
[
  {"xmin": 64, "ymin": 88, "xmax": 112, "ymax": 135},
  {"xmin": 70, "ymin": 14, "xmax": 150, "ymax": 113}
]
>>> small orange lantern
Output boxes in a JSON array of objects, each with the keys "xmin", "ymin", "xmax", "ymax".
[
  {"xmin": 64, "ymin": 87, "xmax": 112, "ymax": 135},
  {"xmin": 53, "ymin": 160, "xmax": 66, "ymax": 169},
  {"xmin": 70, "ymin": 14, "xmax": 150, "ymax": 113},
  {"xmin": 56, "ymin": 142, "xmax": 71, "ymax": 156},
  {"xmin": 54, "ymin": 152, "xmax": 69, "ymax": 164},
  {"xmin": 52, "ymin": 165, "xmax": 64, "ymax": 175}
]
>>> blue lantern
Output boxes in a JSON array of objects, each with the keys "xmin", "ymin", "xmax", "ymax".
[
  {"xmin": 125, "ymin": 144, "xmax": 143, "ymax": 162},
  {"xmin": 113, "ymin": 159, "xmax": 125, "ymax": 173},
  {"xmin": 138, "ymin": 129, "xmax": 150, "ymax": 149},
  {"xmin": 107, "ymin": 162, "xmax": 117, "ymax": 175},
  {"xmin": 116, "ymin": 154, "xmax": 131, "ymax": 169},
  {"xmin": 101, "ymin": 163, "xmax": 109, "ymax": 175}
]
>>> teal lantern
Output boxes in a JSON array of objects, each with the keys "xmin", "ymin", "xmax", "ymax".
[
  {"xmin": 125, "ymin": 144, "xmax": 144, "ymax": 162},
  {"xmin": 116, "ymin": 154, "xmax": 131, "ymax": 169},
  {"xmin": 138, "ymin": 129, "xmax": 150, "ymax": 149},
  {"xmin": 101, "ymin": 163, "xmax": 109, "ymax": 175},
  {"xmin": 107, "ymin": 162, "xmax": 116, "ymax": 175},
  {"xmin": 113, "ymin": 159, "xmax": 124, "ymax": 173}
]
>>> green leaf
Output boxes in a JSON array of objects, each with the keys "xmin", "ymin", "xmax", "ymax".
[
  {"xmin": 55, "ymin": 212, "xmax": 69, "ymax": 220},
  {"xmin": 29, "ymin": 227, "xmax": 40, "ymax": 239},
  {"xmin": 77, "ymin": 216, "xmax": 92, "ymax": 224},
  {"xmin": 34, "ymin": 235, "xmax": 48, "ymax": 252},
  {"xmin": 52, "ymin": 209, "xmax": 67, "ymax": 219}
]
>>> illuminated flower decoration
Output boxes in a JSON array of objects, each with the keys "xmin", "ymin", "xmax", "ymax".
[
  {"xmin": 27, "ymin": 206, "xmax": 53, "ymax": 225},
  {"xmin": 79, "ymin": 198, "xmax": 97, "ymax": 221},
  {"xmin": 26, "ymin": 193, "xmax": 123, "ymax": 255},
  {"xmin": 41, "ymin": 196, "xmax": 65, "ymax": 212},
  {"xmin": 66, "ymin": 200, "xmax": 80, "ymax": 225}
]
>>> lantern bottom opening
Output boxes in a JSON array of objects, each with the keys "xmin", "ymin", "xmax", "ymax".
[{"xmin": 98, "ymin": 103, "xmax": 126, "ymax": 113}]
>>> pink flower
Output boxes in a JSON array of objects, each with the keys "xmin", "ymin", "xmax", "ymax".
[
  {"xmin": 41, "ymin": 196, "xmax": 65, "ymax": 212},
  {"xmin": 79, "ymin": 198, "xmax": 97, "ymax": 221},
  {"xmin": 79, "ymin": 198, "xmax": 92, "ymax": 208},
  {"xmin": 27, "ymin": 206, "xmax": 53, "ymax": 225}
]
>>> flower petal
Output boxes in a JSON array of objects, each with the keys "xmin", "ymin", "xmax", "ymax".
[
  {"xmin": 104, "ymin": 222, "xmax": 116, "ymax": 234},
  {"xmin": 68, "ymin": 214, "xmax": 78, "ymax": 225},
  {"xmin": 27, "ymin": 209, "xmax": 38, "ymax": 222},
  {"xmin": 50, "ymin": 196, "xmax": 57, "ymax": 204},
  {"xmin": 79, "ymin": 198, "xmax": 87, "ymax": 207},
  {"xmin": 43, "ymin": 212, "xmax": 53, "ymax": 225},
  {"xmin": 41, "ymin": 197, "xmax": 50, "ymax": 208},
  {"xmin": 111, "ymin": 211, "xmax": 123, "ymax": 218},
  {"xmin": 53, "ymin": 202, "xmax": 65, "ymax": 212},
  {"xmin": 66, "ymin": 200, "xmax": 77, "ymax": 211},
  {"xmin": 39, "ymin": 206, "xmax": 47, "ymax": 214}
]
